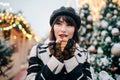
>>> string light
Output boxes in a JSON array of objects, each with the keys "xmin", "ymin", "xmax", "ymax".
[{"xmin": 0, "ymin": 1, "xmax": 33, "ymax": 39}]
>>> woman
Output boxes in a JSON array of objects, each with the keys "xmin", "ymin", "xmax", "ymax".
[{"xmin": 26, "ymin": 6, "xmax": 92, "ymax": 80}]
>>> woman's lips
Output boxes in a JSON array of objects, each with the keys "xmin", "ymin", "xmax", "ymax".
[{"xmin": 59, "ymin": 34, "xmax": 67, "ymax": 39}]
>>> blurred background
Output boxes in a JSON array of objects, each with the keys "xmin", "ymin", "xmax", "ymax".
[{"xmin": 0, "ymin": 0, "xmax": 120, "ymax": 80}]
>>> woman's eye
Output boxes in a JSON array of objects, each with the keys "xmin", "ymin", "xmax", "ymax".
[
  {"xmin": 66, "ymin": 23, "xmax": 72, "ymax": 26},
  {"xmin": 56, "ymin": 22, "xmax": 61, "ymax": 25}
]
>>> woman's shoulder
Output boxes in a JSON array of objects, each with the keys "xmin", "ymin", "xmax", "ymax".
[
  {"xmin": 28, "ymin": 43, "xmax": 47, "ymax": 58},
  {"xmin": 76, "ymin": 44, "xmax": 88, "ymax": 52},
  {"xmin": 28, "ymin": 44, "xmax": 38, "ymax": 58}
]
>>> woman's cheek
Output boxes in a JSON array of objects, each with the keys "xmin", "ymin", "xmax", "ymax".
[
  {"xmin": 54, "ymin": 30, "xmax": 59, "ymax": 39},
  {"xmin": 68, "ymin": 30, "xmax": 74, "ymax": 39}
]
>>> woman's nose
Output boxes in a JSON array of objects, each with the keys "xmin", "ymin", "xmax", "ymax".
[{"xmin": 61, "ymin": 26, "xmax": 66, "ymax": 32}]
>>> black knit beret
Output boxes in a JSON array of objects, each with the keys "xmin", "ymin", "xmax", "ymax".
[{"xmin": 50, "ymin": 6, "xmax": 81, "ymax": 29}]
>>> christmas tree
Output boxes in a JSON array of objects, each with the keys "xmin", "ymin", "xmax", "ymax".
[
  {"xmin": 0, "ymin": 38, "xmax": 14, "ymax": 76},
  {"xmin": 79, "ymin": 3, "xmax": 93, "ymax": 49},
  {"xmin": 79, "ymin": 0, "xmax": 120, "ymax": 80}
]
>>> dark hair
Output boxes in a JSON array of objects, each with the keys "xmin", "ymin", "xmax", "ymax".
[{"xmin": 49, "ymin": 15, "xmax": 80, "ymax": 43}]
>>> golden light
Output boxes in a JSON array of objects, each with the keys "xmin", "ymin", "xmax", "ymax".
[
  {"xmin": 77, "ymin": 0, "xmax": 107, "ymax": 21},
  {"xmin": 26, "ymin": 34, "xmax": 32, "ymax": 40},
  {"xmin": 18, "ymin": 24, "xmax": 22, "ymax": 30},
  {"xmin": 22, "ymin": 28, "xmax": 26, "ymax": 34},
  {"xmin": 0, "ymin": 1, "xmax": 34, "ymax": 41},
  {"xmin": 13, "ymin": 35, "xmax": 17, "ymax": 39},
  {"xmin": 12, "ymin": 23, "xmax": 16, "ymax": 27},
  {"xmin": 9, "ymin": 25, "xmax": 13, "ymax": 29}
]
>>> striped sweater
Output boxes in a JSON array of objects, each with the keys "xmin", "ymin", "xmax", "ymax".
[{"xmin": 26, "ymin": 43, "xmax": 92, "ymax": 80}]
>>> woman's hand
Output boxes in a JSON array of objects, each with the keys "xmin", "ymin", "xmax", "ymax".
[
  {"xmin": 60, "ymin": 38, "xmax": 68, "ymax": 51},
  {"xmin": 49, "ymin": 38, "xmax": 64, "ymax": 62},
  {"xmin": 62, "ymin": 39, "xmax": 76, "ymax": 60},
  {"xmin": 57, "ymin": 38, "xmax": 76, "ymax": 60},
  {"xmin": 49, "ymin": 38, "xmax": 76, "ymax": 61}
]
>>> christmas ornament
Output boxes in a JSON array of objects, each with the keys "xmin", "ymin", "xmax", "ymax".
[
  {"xmin": 109, "ymin": 3, "xmax": 113, "ymax": 8},
  {"xmin": 97, "ymin": 47, "xmax": 103, "ymax": 54},
  {"xmin": 101, "ymin": 30, "xmax": 108, "ymax": 37},
  {"xmin": 101, "ymin": 20, "xmax": 109, "ymax": 29},
  {"xmin": 90, "ymin": 54, "xmax": 96, "ymax": 63},
  {"xmin": 108, "ymin": 26, "xmax": 112, "ymax": 31},
  {"xmin": 86, "ymin": 24, "xmax": 92, "ymax": 30},
  {"xmin": 105, "ymin": 36, "xmax": 112, "ymax": 43},
  {"xmin": 80, "ymin": 13, "xmax": 84, "ymax": 18},
  {"xmin": 80, "ymin": 26, "xmax": 86, "ymax": 35},
  {"xmin": 93, "ymin": 40, "xmax": 98, "ymax": 46},
  {"xmin": 100, "ymin": 15, "xmax": 103, "ymax": 19},
  {"xmin": 98, "ymin": 71, "xmax": 114, "ymax": 80},
  {"xmin": 116, "ymin": 21, "xmax": 120, "ymax": 26},
  {"xmin": 112, "ymin": 15, "xmax": 117, "ymax": 19},
  {"xmin": 88, "ymin": 45, "xmax": 96, "ymax": 53},
  {"xmin": 111, "ymin": 43, "xmax": 120, "ymax": 55},
  {"xmin": 111, "ymin": 28, "xmax": 119, "ymax": 35},
  {"xmin": 113, "ymin": 10, "xmax": 118, "ymax": 15},
  {"xmin": 100, "ymin": 56, "xmax": 109, "ymax": 66},
  {"xmin": 87, "ymin": 15, "xmax": 92, "ymax": 21},
  {"xmin": 80, "ymin": 37, "xmax": 85, "ymax": 42},
  {"xmin": 106, "ymin": 13, "xmax": 112, "ymax": 18},
  {"xmin": 83, "ymin": 4, "xmax": 89, "ymax": 10},
  {"xmin": 87, "ymin": 33, "xmax": 92, "ymax": 38}
]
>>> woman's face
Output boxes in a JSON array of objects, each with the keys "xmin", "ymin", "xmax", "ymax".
[{"xmin": 53, "ymin": 18, "xmax": 75, "ymax": 40}]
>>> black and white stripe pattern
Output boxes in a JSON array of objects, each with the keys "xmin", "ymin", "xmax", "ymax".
[{"xmin": 26, "ymin": 43, "xmax": 92, "ymax": 80}]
